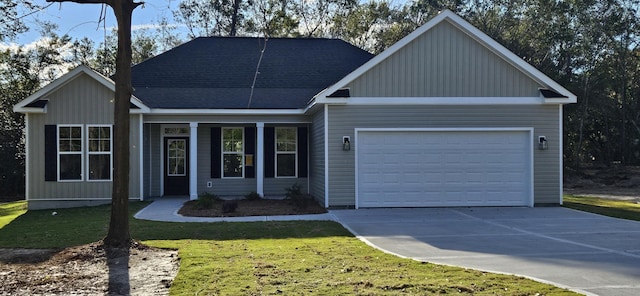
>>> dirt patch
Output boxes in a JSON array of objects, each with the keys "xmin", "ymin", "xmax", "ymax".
[
  {"xmin": 564, "ymin": 165, "xmax": 640, "ymax": 199},
  {"xmin": 178, "ymin": 198, "xmax": 328, "ymax": 217},
  {"xmin": 0, "ymin": 242, "xmax": 178, "ymax": 296}
]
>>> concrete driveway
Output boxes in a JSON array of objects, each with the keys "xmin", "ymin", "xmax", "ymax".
[{"xmin": 331, "ymin": 207, "xmax": 640, "ymax": 296}]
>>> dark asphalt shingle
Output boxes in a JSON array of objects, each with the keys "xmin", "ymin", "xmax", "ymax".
[{"xmin": 131, "ymin": 37, "xmax": 373, "ymax": 109}]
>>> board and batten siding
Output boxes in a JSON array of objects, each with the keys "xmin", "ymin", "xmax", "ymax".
[
  {"xmin": 347, "ymin": 21, "xmax": 542, "ymax": 98},
  {"xmin": 326, "ymin": 104, "xmax": 560, "ymax": 206},
  {"xmin": 27, "ymin": 73, "xmax": 141, "ymax": 203},
  {"xmin": 309, "ymin": 108, "xmax": 326, "ymax": 205}
]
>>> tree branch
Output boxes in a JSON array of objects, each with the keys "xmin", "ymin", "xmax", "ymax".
[{"xmin": 45, "ymin": 0, "xmax": 144, "ymax": 10}]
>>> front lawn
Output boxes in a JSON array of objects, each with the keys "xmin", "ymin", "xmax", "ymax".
[
  {"xmin": 563, "ymin": 195, "xmax": 640, "ymax": 221},
  {"xmin": 0, "ymin": 201, "xmax": 578, "ymax": 295}
]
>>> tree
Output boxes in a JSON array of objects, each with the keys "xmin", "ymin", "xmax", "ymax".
[
  {"xmin": 0, "ymin": 0, "xmax": 42, "ymax": 41},
  {"xmin": 46, "ymin": 0, "xmax": 143, "ymax": 248},
  {"xmin": 174, "ymin": 0, "xmax": 245, "ymax": 37}
]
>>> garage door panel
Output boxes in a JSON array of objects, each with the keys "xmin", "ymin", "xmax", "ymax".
[{"xmin": 357, "ymin": 130, "xmax": 531, "ymax": 207}]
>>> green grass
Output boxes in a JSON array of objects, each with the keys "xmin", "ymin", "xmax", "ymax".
[
  {"xmin": 0, "ymin": 201, "xmax": 27, "ymax": 229},
  {"xmin": 564, "ymin": 195, "xmax": 640, "ymax": 221},
  {"xmin": 0, "ymin": 201, "xmax": 579, "ymax": 295}
]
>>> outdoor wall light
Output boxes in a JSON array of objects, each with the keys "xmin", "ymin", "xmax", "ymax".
[
  {"xmin": 343, "ymin": 136, "xmax": 351, "ymax": 151},
  {"xmin": 538, "ymin": 136, "xmax": 548, "ymax": 150}
]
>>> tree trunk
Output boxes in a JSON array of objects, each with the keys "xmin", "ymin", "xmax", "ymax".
[
  {"xmin": 230, "ymin": 0, "xmax": 241, "ymax": 36},
  {"xmin": 103, "ymin": 0, "xmax": 139, "ymax": 248}
]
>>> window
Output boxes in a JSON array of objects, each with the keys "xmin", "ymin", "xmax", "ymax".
[
  {"xmin": 276, "ymin": 127, "xmax": 297, "ymax": 177},
  {"xmin": 58, "ymin": 125, "xmax": 83, "ymax": 181},
  {"xmin": 222, "ymin": 127, "xmax": 244, "ymax": 178},
  {"xmin": 55, "ymin": 125, "xmax": 113, "ymax": 182},
  {"xmin": 87, "ymin": 126, "xmax": 112, "ymax": 181},
  {"xmin": 167, "ymin": 139, "xmax": 187, "ymax": 176}
]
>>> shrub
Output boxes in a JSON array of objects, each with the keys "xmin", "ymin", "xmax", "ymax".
[
  {"xmin": 245, "ymin": 191, "xmax": 262, "ymax": 201},
  {"xmin": 196, "ymin": 192, "xmax": 220, "ymax": 209},
  {"xmin": 284, "ymin": 183, "xmax": 311, "ymax": 209},
  {"xmin": 222, "ymin": 200, "xmax": 238, "ymax": 213}
]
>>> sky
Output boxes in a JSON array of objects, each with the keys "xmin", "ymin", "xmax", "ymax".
[{"xmin": 13, "ymin": 0, "xmax": 184, "ymax": 46}]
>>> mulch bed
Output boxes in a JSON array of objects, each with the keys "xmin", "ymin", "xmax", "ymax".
[{"xmin": 178, "ymin": 198, "xmax": 327, "ymax": 217}]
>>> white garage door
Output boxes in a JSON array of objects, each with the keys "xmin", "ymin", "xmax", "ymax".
[{"xmin": 357, "ymin": 130, "xmax": 532, "ymax": 208}]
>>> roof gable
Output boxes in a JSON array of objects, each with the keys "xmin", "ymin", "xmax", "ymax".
[
  {"xmin": 314, "ymin": 10, "xmax": 576, "ymax": 104},
  {"xmin": 14, "ymin": 65, "xmax": 149, "ymax": 114}
]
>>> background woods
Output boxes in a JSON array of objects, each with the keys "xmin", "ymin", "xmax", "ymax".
[{"xmin": 2, "ymin": 0, "xmax": 640, "ymax": 198}]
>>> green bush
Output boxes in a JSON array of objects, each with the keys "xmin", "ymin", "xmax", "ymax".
[
  {"xmin": 284, "ymin": 183, "xmax": 311, "ymax": 209},
  {"xmin": 244, "ymin": 191, "xmax": 262, "ymax": 201},
  {"xmin": 197, "ymin": 192, "xmax": 220, "ymax": 209}
]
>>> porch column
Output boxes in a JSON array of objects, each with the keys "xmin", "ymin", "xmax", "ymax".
[
  {"xmin": 189, "ymin": 122, "xmax": 198, "ymax": 200},
  {"xmin": 256, "ymin": 122, "xmax": 265, "ymax": 197}
]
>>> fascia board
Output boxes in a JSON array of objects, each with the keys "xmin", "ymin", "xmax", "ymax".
[{"xmin": 148, "ymin": 108, "xmax": 307, "ymax": 115}]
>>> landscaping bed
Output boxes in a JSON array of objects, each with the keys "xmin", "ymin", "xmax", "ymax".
[{"xmin": 178, "ymin": 198, "xmax": 327, "ymax": 217}]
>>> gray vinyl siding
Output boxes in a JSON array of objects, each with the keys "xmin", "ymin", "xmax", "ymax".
[
  {"xmin": 27, "ymin": 73, "xmax": 141, "ymax": 200},
  {"xmin": 309, "ymin": 108, "xmax": 326, "ymax": 204},
  {"xmin": 347, "ymin": 21, "xmax": 542, "ymax": 98},
  {"xmin": 147, "ymin": 124, "xmax": 161, "ymax": 197},
  {"xmin": 196, "ymin": 124, "xmax": 256, "ymax": 196},
  {"xmin": 326, "ymin": 104, "xmax": 560, "ymax": 206},
  {"xmin": 264, "ymin": 178, "xmax": 308, "ymax": 197}
]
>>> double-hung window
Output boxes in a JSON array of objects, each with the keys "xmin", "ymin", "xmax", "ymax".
[
  {"xmin": 58, "ymin": 125, "xmax": 83, "ymax": 181},
  {"xmin": 87, "ymin": 125, "xmax": 112, "ymax": 181},
  {"xmin": 222, "ymin": 127, "xmax": 244, "ymax": 178},
  {"xmin": 275, "ymin": 127, "xmax": 297, "ymax": 177},
  {"xmin": 56, "ymin": 125, "xmax": 112, "ymax": 181}
]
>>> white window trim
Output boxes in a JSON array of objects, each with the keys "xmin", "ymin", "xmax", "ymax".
[
  {"xmin": 166, "ymin": 138, "xmax": 188, "ymax": 177},
  {"xmin": 86, "ymin": 124, "xmax": 113, "ymax": 182},
  {"xmin": 275, "ymin": 127, "xmax": 297, "ymax": 178},
  {"xmin": 57, "ymin": 124, "xmax": 84, "ymax": 182},
  {"xmin": 222, "ymin": 127, "xmax": 245, "ymax": 179}
]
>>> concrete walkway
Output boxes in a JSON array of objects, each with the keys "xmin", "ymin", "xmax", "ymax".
[
  {"xmin": 133, "ymin": 197, "xmax": 335, "ymax": 222},
  {"xmin": 135, "ymin": 199, "xmax": 640, "ymax": 296}
]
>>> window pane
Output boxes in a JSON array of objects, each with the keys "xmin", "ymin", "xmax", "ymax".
[
  {"xmin": 59, "ymin": 126, "xmax": 82, "ymax": 152},
  {"xmin": 164, "ymin": 127, "xmax": 189, "ymax": 135},
  {"xmin": 59, "ymin": 154, "xmax": 82, "ymax": 180},
  {"xmin": 88, "ymin": 127, "xmax": 111, "ymax": 152},
  {"xmin": 167, "ymin": 139, "xmax": 186, "ymax": 175},
  {"xmin": 276, "ymin": 128, "xmax": 296, "ymax": 152},
  {"xmin": 223, "ymin": 128, "xmax": 243, "ymax": 152},
  {"xmin": 223, "ymin": 154, "xmax": 243, "ymax": 177},
  {"xmin": 277, "ymin": 154, "xmax": 296, "ymax": 177},
  {"xmin": 168, "ymin": 156, "xmax": 185, "ymax": 175},
  {"xmin": 89, "ymin": 154, "xmax": 111, "ymax": 180}
]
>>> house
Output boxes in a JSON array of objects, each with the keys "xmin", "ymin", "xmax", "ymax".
[{"xmin": 14, "ymin": 10, "xmax": 576, "ymax": 210}]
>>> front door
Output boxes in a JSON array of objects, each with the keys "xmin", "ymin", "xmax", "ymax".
[{"xmin": 164, "ymin": 137, "xmax": 189, "ymax": 196}]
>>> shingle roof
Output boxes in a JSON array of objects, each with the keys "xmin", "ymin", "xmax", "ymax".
[{"xmin": 130, "ymin": 37, "xmax": 374, "ymax": 109}]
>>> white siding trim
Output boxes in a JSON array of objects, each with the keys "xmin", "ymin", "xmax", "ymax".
[
  {"xmin": 148, "ymin": 109, "xmax": 305, "ymax": 115},
  {"xmin": 354, "ymin": 127, "xmax": 535, "ymax": 208},
  {"xmin": 189, "ymin": 122, "xmax": 198, "ymax": 200},
  {"xmin": 344, "ymin": 97, "xmax": 544, "ymax": 105},
  {"xmin": 139, "ymin": 115, "xmax": 144, "ymax": 200},
  {"xmin": 559, "ymin": 105, "xmax": 564, "ymax": 205},
  {"xmin": 25, "ymin": 114, "xmax": 30, "ymax": 201},
  {"xmin": 256, "ymin": 122, "xmax": 265, "ymax": 197},
  {"xmin": 144, "ymin": 119, "xmax": 311, "ymax": 124},
  {"xmin": 323, "ymin": 104, "xmax": 329, "ymax": 208}
]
